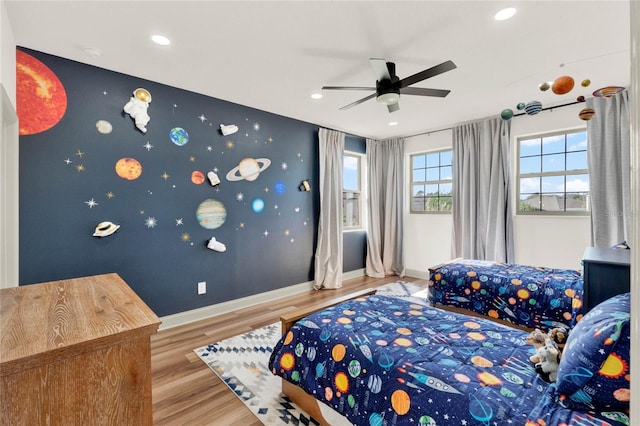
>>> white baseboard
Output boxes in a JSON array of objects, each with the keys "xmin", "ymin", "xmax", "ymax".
[
  {"xmin": 404, "ymin": 268, "xmax": 430, "ymax": 279},
  {"xmin": 159, "ymin": 268, "xmax": 366, "ymax": 330}
]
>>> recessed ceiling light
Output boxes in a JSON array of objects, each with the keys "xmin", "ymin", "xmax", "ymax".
[
  {"xmin": 494, "ymin": 7, "xmax": 516, "ymax": 21},
  {"xmin": 151, "ymin": 34, "xmax": 171, "ymax": 46},
  {"xmin": 311, "ymin": 93, "xmax": 323, "ymax": 100},
  {"xmin": 388, "ymin": 121, "xmax": 398, "ymax": 126}
]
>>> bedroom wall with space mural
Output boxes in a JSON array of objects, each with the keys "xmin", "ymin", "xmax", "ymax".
[{"xmin": 17, "ymin": 47, "xmax": 366, "ymax": 316}]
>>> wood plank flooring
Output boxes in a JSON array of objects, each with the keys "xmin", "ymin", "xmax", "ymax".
[{"xmin": 151, "ymin": 275, "xmax": 429, "ymax": 425}]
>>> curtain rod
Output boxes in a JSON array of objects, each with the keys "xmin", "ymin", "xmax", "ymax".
[{"xmin": 405, "ymin": 100, "xmax": 584, "ymax": 138}]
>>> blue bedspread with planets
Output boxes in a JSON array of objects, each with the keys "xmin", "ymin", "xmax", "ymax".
[
  {"xmin": 269, "ymin": 294, "xmax": 626, "ymax": 426},
  {"xmin": 428, "ymin": 259, "xmax": 584, "ymax": 330}
]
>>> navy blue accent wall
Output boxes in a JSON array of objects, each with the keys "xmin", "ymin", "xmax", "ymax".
[{"xmin": 17, "ymin": 47, "xmax": 365, "ymax": 316}]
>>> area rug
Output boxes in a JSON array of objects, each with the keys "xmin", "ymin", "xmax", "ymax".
[{"xmin": 193, "ymin": 281, "xmax": 427, "ymax": 425}]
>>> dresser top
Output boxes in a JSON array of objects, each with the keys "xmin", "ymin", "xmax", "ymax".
[
  {"xmin": 583, "ymin": 246, "xmax": 631, "ymax": 266},
  {"xmin": 1, "ymin": 273, "xmax": 161, "ymax": 374}
]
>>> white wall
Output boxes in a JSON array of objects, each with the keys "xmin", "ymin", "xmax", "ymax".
[
  {"xmin": 0, "ymin": 0, "xmax": 19, "ymax": 288},
  {"xmin": 403, "ymin": 103, "xmax": 591, "ymax": 276}
]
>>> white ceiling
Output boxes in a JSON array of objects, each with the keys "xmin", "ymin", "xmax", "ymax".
[{"xmin": 4, "ymin": 1, "xmax": 631, "ymax": 139}]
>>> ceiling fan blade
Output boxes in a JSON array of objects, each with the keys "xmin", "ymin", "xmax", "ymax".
[
  {"xmin": 399, "ymin": 60, "xmax": 457, "ymax": 88},
  {"xmin": 400, "ymin": 87, "xmax": 451, "ymax": 97},
  {"xmin": 322, "ymin": 86, "xmax": 376, "ymax": 91},
  {"xmin": 340, "ymin": 93, "xmax": 377, "ymax": 110},
  {"xmin": 387, "ymin": 102, "xmax": 400, "ymax": 113},
  {"xmin": 369, "ymin": 58, "xmax": 391, "ymax": 81}
]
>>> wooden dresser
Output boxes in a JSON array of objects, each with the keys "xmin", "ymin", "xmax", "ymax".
[
  {"xmin": 0, "ymin": 273, "xmax": 161, "ymax": 425},
  {"xmin": 582, "ymin": 247, "xmax": 631, "ymax": 312}
]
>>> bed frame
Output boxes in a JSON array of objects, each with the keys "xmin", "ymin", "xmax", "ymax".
[{"xmin": 278, "ymin": 288, "xmax": 377, "ymax": 425}]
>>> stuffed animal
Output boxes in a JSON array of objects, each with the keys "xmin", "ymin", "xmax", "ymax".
[
  {"xmin": 534, "ymin": 338, "xmax": 561, "ymax": 382},
  {"xmin": 526, "ymin": 328, "xmax": 547, "ymax": 364},
  {"xmin": 548, "ymin": 326, "xmax": 568, "ymax": 352}
]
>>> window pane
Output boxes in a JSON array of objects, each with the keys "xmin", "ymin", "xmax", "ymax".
[
  {"xmin": 440, "ymin": 151, "xmax": 452, "ymax": 166},
  {"xmin": 520, "ymin": 138, "xmax": 541, "ymax": 157},
  {"xmin": 425, "ymin": 196, "xmax": 439, "ymax": 211},
  {"xmin": 426, "ymin": 168, "xmax": 439, "ymax": 181},
  {"xmin": 413, "ymin": 184, "xmax": 425, "ymax": 197},
  {"xmin": 520, "ymin": 156, "xmax": 541, "ymax": 174},
  {"xmin": 412, "ymin": 196, "xmax": 426, "ymax": 211},
  {"xmin": 566, "ymin": 151, "xmax": 587, "ymax": 171},
  {"xmin": 343, "ymin": 192, "xmax": 360, "ymax": 227},
  {"xmin": 567, "ymin": 132, "xmax": 588, "ymax": 152},
  {"xmin": 440, "ymin": 166, "xmax": 452, "ymax": 180},
  {"xmin": 426, "ymin": 184, "xmax": 438, "ymax": 195},
  {"xmin": 343, "ymin": 156, "xmax": 359, "ymax": 191},
  {"xmin": 542, "ymin": 175, "xmax": 565, "ymax": 193},
  {"xmin": 413, "ymin": 154, "xmax": 426, "ymax": 168},
  {"xmin": 413, "ymin": 168, "xmax": 426, "ymax": 183},
  {"xmin": 542, "ymin": 135, "xmax": 565, "ymax": 154},
  {"xmin": 426, "ymin": 153, "xmax": 439, "ymax": 167},
  {"xmin": 542, "ymin": 153, "xmax": 565, "ymax": 173},
  {"xmin": 520, "ymin": 194, "xmax": 541, "ymax": 211},
  {"xmin": 439, "ymin": 183, "xmax": 452, "ymax": 195},
  {"xmin": 439, "ymin": 196, "xmax": 452, "ymax": 211},
  {"xmin": 520, "ymin": 177, "xmax": 540, "ymax": 194},
  {"xmin": 566, "ymin": 174, "xmax": 590, "ymax": 192},
  {"xmin": 566, "ymin": 192, "xmax": 589, "ymax": 211},
  {"xmin": 540, "ymin": 193, "xmax": 564, "ymax": 211}
]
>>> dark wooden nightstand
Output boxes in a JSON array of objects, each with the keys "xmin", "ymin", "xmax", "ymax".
[{"xmin": 582, "ymin": 247, "xmax": 631, "ymax": 312}]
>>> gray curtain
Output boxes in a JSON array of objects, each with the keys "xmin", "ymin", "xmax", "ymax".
[
  {"xmin": 452, "ymin": 116, "xmax": 514, "ymax": 262},
  {"xmin": 587, "ymin": 90, "xmax": 631, "ymax": 247},
  {"xmin": 366, "ymin": 138, "xmax": 405, "ymax": 278},
  {"xmin": 313, "ymin": 128, "xmax": 344, "ymax": 290}
]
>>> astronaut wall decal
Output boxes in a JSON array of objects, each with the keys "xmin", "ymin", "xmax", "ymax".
[{"xmin": 123, "ymin": 88, "xmax": 152, "ymax": 133}]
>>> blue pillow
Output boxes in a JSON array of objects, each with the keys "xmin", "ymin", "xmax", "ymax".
[{"xmin": 555, "ymin": 293, "xmax": 630, "ymax": 411}]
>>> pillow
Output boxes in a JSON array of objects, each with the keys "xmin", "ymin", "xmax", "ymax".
[{"xmin": 555, "ymin": 292, "xmax": 630, "ymax": 411}]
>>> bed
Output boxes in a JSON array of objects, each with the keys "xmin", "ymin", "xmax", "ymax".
[
  {"xmin": 268, "ymin": 289, "xmax": 630, "ymax": 426},
  {"xmin": 428, "ymin": 259, "xmax": 584, "ymax": 331}
]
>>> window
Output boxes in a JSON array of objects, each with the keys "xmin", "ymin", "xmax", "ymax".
[
  {"xmin": 410, "ymin": 150, "xmax": 453, "ymax": 213},
  {"xmin": 343, "ymin": 152, "xmax": 365, "ymax": 229},
  {"xmin": 517, "ymin": 129, "xmax": 589, "ymax": 214}
]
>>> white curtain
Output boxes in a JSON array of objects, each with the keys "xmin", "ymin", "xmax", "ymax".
[
  {"xmin": 313, "ymin": 128, "xmax": 344, "ymax": 290},
  {"xmin": 587, "ymin": 90, "xmax": 631, "ymax": 247},
  {"xmin": 366, "ymin": 138, "xmax": 405, "ymax": 278},
  {"xmin": 452, "ymin": 117, "xmax": 514, "ymax": 262}
]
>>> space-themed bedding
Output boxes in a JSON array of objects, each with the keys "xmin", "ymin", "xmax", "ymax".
[
  {"xmin": 428, "ymin": 259, "xmax": 584, "ymax": 330},
  {"xmin": 268, "ymin": 293, "xmax": 629, "ymax": 426}
]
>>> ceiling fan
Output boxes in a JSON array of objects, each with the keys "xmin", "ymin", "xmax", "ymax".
[{"xmin": 322, "ymin": 58, "xmax": 457, "ymax": 113}]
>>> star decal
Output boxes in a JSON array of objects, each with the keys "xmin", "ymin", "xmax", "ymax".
[
  {"xmin": 161, "ymin": 172, "xmax": 170, "ymax": 181},
  {"xmin": 75, "ymin": 149, "xmax": 85, "ymax": 158},
  {"xmin": 181, "ymin": 233, "xmax": 191, "ymax": 242},
  {"xmin": 263, "ymin": 229, "xmax": 269, "ymax": 237},
  {"xmin": 106, "ymin": 192, "xmax": 115, "ymax": 199},
  {"xmin": 207, "ymin": 146, "xmax": 213, "ymax": 151},
  {"xmin": 198, "ymin": 114, "xmax": 207, "ymax": 122},
  {"xmin": 145, "ymin": 216, "xmax": 157, "ymax": 228},
  {"xmin": 226, "ymin": 141, "xmax": 234, "ymax": 149},
  {"xmin": 143, "ymin": 142, "xmax": 154, "ymax": 151},
  {"xmin": 236, "ymin": 192, "xmax": 244, "ymax": 202},
  {"xmin": 64, "ymin": 158, "xmax": 72, "ymax": 165},
  {"xmin": 76, "ymin": 164, "xmax": 85, "ymax": 172},
  {"xmin": 176, "ymin": 218, "xmax": 183, "ymax": 226},
  {"xmin": 253, "ymin": 123, "xmax": 260, "ymax": 131},
  {"xmin": 281, "ymin": 162, "xmax": 288, "ymax": 170},
  {"xmin": 85, "ymin": 198, "xmax": 98, "ymax": 208}
]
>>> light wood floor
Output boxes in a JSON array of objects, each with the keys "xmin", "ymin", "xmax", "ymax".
[{"xmin": 151, "ymin": 275, "xmax": 429, "ymax": 425}]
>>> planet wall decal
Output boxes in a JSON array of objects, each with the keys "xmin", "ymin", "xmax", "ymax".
[
  {"xmin": 115, "ymin": 157, "xmax": 142, "ymax": 180},
  {"xmin": 196, "ymin": 198, "xmax": 227, "ymax": 229},
  {"xmin": 252, "ymin": 198, "xmax": 265, "ymax": 213},
  {"xmin": 191, "ymin": 170, "xmax": 205, "ymax": 184},
  {"xmin": 16, "ymin": 50, "xmax": 67, "ymax": 135},
  {"xmin": 95, "ymin": 120, "xmax": 113, "ymax": 134},
  {"xmin": 170, "ymin": 127, "xmax": 189, "ymax": 146},
  {"xmin": 226, "ymin": 158, "xmax": 271, "ymax": 182}
]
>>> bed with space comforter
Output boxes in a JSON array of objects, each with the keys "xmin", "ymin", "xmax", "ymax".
[
  {"xmin": 268, "ymin": 291, "xmax": 630, "ymax": 426},
  {"xmin": 428, "ymin": 259, "xmax": 584, "ymax": 330}
]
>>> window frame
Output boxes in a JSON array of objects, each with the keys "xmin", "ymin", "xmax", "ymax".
[
  {"xmin": 342, "ymin": 151, "xmax": 366, "ymax": 231},
  {"xmin": 516, "ymin": 127, "xmax": 590, "ymax": 216},
  {"xmin": 409, "ymin": 148, "xmax": 453, "ymax": 214}
]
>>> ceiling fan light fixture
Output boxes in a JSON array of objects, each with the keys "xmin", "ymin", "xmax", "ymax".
[{"xmin": 377, "ymin": 92, "xmax": 400, "ymax": 105}]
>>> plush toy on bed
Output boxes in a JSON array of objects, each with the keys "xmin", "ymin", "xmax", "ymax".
[
  {"xmin": 526, "ymin": 329, "xmax": 547, "ymax": 364},
  {"xmin": 534, "ymin": 338, "xmax": 561, "ymax": 382},
  {"xmin": 548, "ymin": 326, "xmax": 569, "ymax": 351}
]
